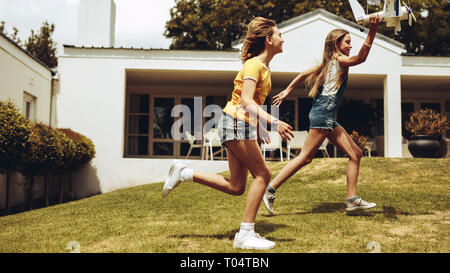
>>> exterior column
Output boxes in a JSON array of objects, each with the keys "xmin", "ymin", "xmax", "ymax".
[{"xmin": 383, "ymin": 73, "xmax": 403, "ymax": 157}]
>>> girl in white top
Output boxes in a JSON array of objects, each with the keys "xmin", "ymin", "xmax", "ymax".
[{"xmin": 263, "ymin": 14, "xmax": 384, "ymax": 215}]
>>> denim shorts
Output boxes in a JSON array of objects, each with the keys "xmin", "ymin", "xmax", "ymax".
[
  {"xmin": 217, "ymin": 112, "xmax": 257, "ymax": 146},
  {"xmin": 309, "ymin": 95, "xmax": 341, "ymax": 131}
]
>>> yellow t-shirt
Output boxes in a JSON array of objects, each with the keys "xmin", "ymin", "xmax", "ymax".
[{"xmin": 222, "ymin": 57, "xmax": 271, "ymax": 127}]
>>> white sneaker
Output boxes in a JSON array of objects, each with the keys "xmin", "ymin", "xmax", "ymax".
[
  {"xmin": 162, "ymin": 160, "xmax": 186, "ymax": 198},
  {"xmin": 263, "ymin": 189, "xmax": 275, "ymax": 215},
  {"xmin": 233, "ymin": 231, "xmax": 275, "ymax": 250},
  {"xmin": 346, "ymin": 196, "xmax": 376, "ymax": 212}
]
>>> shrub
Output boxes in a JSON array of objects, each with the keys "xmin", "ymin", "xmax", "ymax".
[
  {"xmin": 53, "ymin": 129, "xmax": 76, "ymax": 203},
  {"xmin": 21, "ymin": 123, "xmax": 46, "ymax": 209},
  {"xmin": 32, "ymin": 122, "xmax": 63, "ymax": 206},
  {"xmin": 58, "ymin": 128, "xmax": 95, "ymax": 170},
  {"xmin": 57, "ymin": 128, "xmax": 95, "ymax": 200},
  {"xmin": 0, "ymin": 100, "xmax": 32, "ymax": 210}
]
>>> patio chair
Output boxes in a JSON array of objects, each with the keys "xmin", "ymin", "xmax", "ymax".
[
  {"xmin": 185, "ymin": 131, "xmax": 205, "ymax": 159},
  {"xmin": 203, "ymin": 128, "xmax": 226, "ymax": 161},
  {"xmin": 261, "ymin": 131, "xmax": 284, "ymax": 161},
  {"xmin": 287, "ymin": 130, "xmax": 308, "ymax": 160},
  {"xmin": 319, "ymin": 138, "xmax": 330, "ymax": 157},
  {"xmin": 363, "ymin": 141, "xmax": 374, "ymax": 157}
]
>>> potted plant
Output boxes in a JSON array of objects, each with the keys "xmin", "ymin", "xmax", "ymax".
[
  {"xmin": 405, "ymin": 109, "xmax": 450, "ymax": 158},
  {"xmin": 350, "ymin": 130, "xmax": 368, "ymax": 149}
]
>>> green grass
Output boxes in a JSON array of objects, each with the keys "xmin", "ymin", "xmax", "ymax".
[{"xmin": 0, "ymin": 158, "xmax": 449, "ymax": 253}]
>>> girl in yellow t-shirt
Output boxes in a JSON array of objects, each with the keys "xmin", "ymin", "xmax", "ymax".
[{"xmin": 162, "ymin": 17, "xmax": 293, "ymax": 250}]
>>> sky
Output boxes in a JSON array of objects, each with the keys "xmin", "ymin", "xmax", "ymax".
[{"xmin": 0, "ymin": 0, "xmax": 175, "ymax": 55}]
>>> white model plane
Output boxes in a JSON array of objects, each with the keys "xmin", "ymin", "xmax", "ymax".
[{"xmin": 348, "ymin": 0, "xmax": 417, "ymax": 34}]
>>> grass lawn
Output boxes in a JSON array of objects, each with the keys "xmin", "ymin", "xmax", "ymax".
[{"xmin": 0, "ymin": 157, "xmax": 448, "ymax": 253}]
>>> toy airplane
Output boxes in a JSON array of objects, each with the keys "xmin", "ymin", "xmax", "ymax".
[{"xmin": 348, "ymin": 0, "xmax": 417, "ymax": 34}]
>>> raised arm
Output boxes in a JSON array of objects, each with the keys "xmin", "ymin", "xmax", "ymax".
[
  {"xmin": 339, "ymin": 14, "xmax": 383, "ymax": 67},
  {"xmin": 273, "ymin": 66, "xmax": 316, "ymax": 106}
]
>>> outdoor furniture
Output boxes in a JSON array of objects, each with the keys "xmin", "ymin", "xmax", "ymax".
[
  {"xmin": 261, "ymin": 131, "xmax": 284, "ymax": 161},
  {"xmin": 203, "ymin": 129, "xmax": 226, "ymax": 161},
  {"xmin": 363, "ymin": 141, "xmax": 374, "ymax": 157},
  {"xmin": 185, "ymin": 131, "xmax": 205, "ymax": 159},
  {"xmin": 319, "ymin": 137, "xmax": 330, "ymax": 157},
  {"xmin": 287, "ymin": 130, "xmax": 308, "ymax": 160}
]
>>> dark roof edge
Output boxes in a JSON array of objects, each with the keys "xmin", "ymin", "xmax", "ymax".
[{"xmin": 63, "ymin": 44, "xmax": 239, "ymax": 53}]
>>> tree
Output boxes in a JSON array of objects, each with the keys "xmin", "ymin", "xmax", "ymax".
[
  {"xmin": 165, "ymin": 0, "xmax": 449, "ymax": 56},
  {"xmin": 0, "ymin": 21, "xmax": 23, "ymax": 45},
  {"xmin": 24, "ymin": 21, "xmax": 58, "ymax": 68},
  {"xmin": 1, "ymin": 20, "xmax": 58, "ymax": 68}
]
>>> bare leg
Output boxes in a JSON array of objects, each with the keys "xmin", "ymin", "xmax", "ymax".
[
  {"xmin": 193, "ymin": 146, "xmax": 248, "ymax": 196},
  {"xmin": 327, "ymin": 126, "xmax": 363, "ymax": 198},
  {"xmin": 224, "ymin": 140, "xmax": 272, "ymax": 223},
  {"xmin": 269, "ymin": 129, "xmax": 329, "ymax": 190},
  {"xmin": 193, "ymin": 139, "xmax": 271, "ymax": 223}
]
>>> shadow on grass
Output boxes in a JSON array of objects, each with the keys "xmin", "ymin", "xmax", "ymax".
[
  {"xmin": 169, "ymin": 221, "xmax": 293, "ymax": 242},
  {"xmin": 266, "ymin": 203, "xmax": 406, "ymax": 219}
]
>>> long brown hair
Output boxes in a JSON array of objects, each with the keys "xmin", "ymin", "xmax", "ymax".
[
  {"xmin": 240, "ymin": 17, "xmax": 276, "ymax": 63},
  {"xmin": 306, "ymin": 29, "xmax": 349, "ymax": 98}
]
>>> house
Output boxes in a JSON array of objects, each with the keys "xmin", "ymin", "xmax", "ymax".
[
  {"xmin": 0, "ymin": 31, "xmax": 56, "ymax": 209},
  {"xmin": 37, "ymin": 0, "xmax": 450, "ymax": 199},
  {"xmin": 0, "ymin": 32, "xmax": 55, "ymax": 124}
]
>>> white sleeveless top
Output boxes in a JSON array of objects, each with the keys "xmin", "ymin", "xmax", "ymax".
[{"xmin": 321, "ymin": 59, "xmax": 342, "ymax": 96}]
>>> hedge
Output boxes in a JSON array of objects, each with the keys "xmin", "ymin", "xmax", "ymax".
[{"xmin": 0, "ymin": 99, "xmax": 96, "ymax": 212}]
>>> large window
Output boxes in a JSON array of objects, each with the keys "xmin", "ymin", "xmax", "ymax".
[
  {"xmin": 279, "ymin": 99, "xmax": 296, "ymax": 130},
  {"xmin": 298, "ymin": 98, "xmax": 313, "ymax": 131},
  {"xmin": 127, "ymin": 94, "xmax": 150, "ymax": 156},
  {"xmin": 125, "ymin": 94, "xmax": 228, "ymax": 158},
  {"xmin": 401, "ymin": 102, "xmax": 415, "ymax": 138},
  {"xmin": 153, "ymin": 97, "xmax": 175, "ymax": 156}
]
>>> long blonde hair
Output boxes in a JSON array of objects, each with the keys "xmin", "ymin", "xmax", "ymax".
[
  {"xmin": 240, "ymin": 17, "xmax": 276, "ymax": 63},
  {"xmin": 306, "ymin": 29, "xmax": 349, "ymax": 98}
]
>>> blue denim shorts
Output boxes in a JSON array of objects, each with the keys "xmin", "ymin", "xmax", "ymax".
[
  {"xmin": 217, "ymin": 112, "xmax": 257, "ymax": 146},
  {"xmin": 309, "ymin": 95, "xmax": 341, "ymax": 131}
]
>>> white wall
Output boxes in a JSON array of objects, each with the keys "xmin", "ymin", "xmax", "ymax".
[
  {"xmin": 57, "ymin": 53, "xmax": 233, "ymax": 196},
  {"xmin": 77, "ymin": 0, "xmax": 116, "ymax": 47},
  {"xmin": 0, "ymin": 35, "xmax": 53, "ymax": 123}
]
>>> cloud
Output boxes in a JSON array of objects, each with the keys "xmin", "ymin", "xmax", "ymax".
[
  {"xmin": 0, "ymin": 0, "xmax": 174, "ymax": 51},
  {"xmin": 66, "ymin": 0, "xmax": 80, "ymax": 6}
]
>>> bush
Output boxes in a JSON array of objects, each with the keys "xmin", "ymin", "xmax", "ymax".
[
  {"xmin": 0, "ymin": 100, "xmax": 32, "ymax": 210},
  {"xmin": 58, "ymin": 128, "xmax": 95, "ymax": 170},
  {"xmin": 57, "ymin": 128, "xmax": 95, "ymax": 201},
  {"xmin": 21, "ymin": 123, "xmax": 46, "ymax": 209},
  {"xmin": 28, "ymin": 122, "xmax": 65, "ymax": 206},
  {"xmin": 0, "ymin": 100, "xmax": 32, "ymax": 171},
  {"xmin": 0, "ymin": 99, "xmax": 96, "ymax": 211}
]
